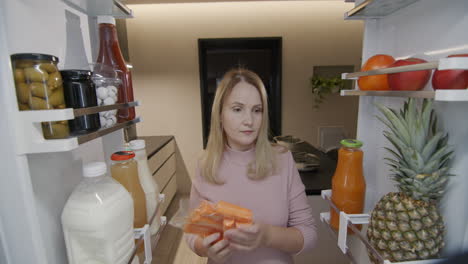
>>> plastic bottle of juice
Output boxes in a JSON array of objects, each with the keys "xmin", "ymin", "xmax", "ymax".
[
  {"xmin": 129, "ymin": 139, "xmax": 161, "ymax": 235},
  {"xmin": 110, "ymin": 151, "xmax": 148, "ymax": 253},
  {"xmin": 330, "ymin": 139, "xmax": 366, "ymax": 232},
  {"xmin": 61, "ymin": 162, "xmax": 135, "ymax": 264}
]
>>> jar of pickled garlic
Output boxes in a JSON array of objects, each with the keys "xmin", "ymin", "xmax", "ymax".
[{"xmin": 11, "ymin": 53, "xmax": 70, "ymax": 139}]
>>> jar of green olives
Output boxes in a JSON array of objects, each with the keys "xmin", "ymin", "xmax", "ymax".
[{"xmin": 11, "ymin": 53, "xmax": 70, "ymax": 139}]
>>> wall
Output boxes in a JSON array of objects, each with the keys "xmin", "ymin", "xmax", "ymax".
[{"xmin": 126, "ymin": 1, "xmax": 363, "ymax": 181}]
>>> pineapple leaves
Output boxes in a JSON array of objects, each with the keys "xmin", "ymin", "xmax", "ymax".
[
  {"xmin": 375, "ymin": 98, "xmax": 454, "ymax": 203},
  {"xmin": 421, "ymin": 132, "xmax": 443, "ymax": 161},
  {"xmin": 375, "ymin": 102, "xmax": 411, "ymax": 146},
  {"xmin": 421, "ymin": 99, "xmax": 433, "ymax": 135}
]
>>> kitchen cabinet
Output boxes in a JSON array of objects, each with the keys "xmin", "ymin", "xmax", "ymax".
[{"xmin": 141, "ymin": 136, "xmax": 178, "ymax": 216}]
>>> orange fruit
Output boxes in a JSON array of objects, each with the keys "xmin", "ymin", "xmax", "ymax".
[{"xmin": 358, "ymin": 54, "xmax": 395, "ymax": 91}]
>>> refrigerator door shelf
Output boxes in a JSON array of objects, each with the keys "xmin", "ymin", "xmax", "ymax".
[
  {"xmin": 320, "ymin": 190, "xmax": 446, "ymax": 264},
  {"xmin": 15, "ymin": 113, "xmax": 142, "ymax": 154},
  {"xmin": 63, "ymin": 0, "xmax": 133, "ymax": 19},
  {"xmin": 130, "ymin": 216, "xmax": 167, "ymax": 264},
  {"xmin": 342, "ymin": 57, "xmax": 468, "ymax": 79},
  {"xmin": 340, "ymin": 90, "xmax": 468, "ymax": 102},
  {"xmin": 345, "ymin": 0, "xmax": 421, "ymax": 20}
]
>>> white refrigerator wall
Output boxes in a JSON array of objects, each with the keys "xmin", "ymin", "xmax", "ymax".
[
  {"xmin": 0, "ymin": 0, "xmax": 125, "ymax": 263},
  {"xmin": 351, "ymin": 0, "xmax": 468, "ymax": 263}
]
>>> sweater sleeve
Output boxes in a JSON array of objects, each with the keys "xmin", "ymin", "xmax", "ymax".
[
  {"xmin": 184, "ymin": 165, "xmax": 205, "ymax": 255},
  {"xmin": 285, "ymin": 151, "xmax": 318, "ymax": 254}
]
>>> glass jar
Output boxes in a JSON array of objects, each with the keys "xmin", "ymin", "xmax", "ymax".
[
  {"xmin": 330, "ymin": 139, "xmax": 366, "ymax": 233},
  {"xmin": 110, "ymin": 151, "xmax": 147, "ymax": 254},
  {"xmin": 61, "ymin": 70, "xmax": 101, "ymax": 135},
  {"xmin": 91, "ymin": 64, "xmax": 121, "ymax": 128},
  {"xmin": 11, "ymin": 53, "xmax": 70, "ymax": 139}
]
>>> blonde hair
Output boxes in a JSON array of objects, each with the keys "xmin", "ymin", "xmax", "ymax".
[{"xmin": 201, "ymin": 68, "xmax": 277, "ymax": 185}]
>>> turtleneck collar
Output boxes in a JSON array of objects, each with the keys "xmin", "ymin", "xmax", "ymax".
[{"xmin": 223, "ymin": 144, "xmax": 256, "ymax": 165}]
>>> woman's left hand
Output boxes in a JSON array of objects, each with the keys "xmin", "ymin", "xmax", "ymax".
[{"xmin": 224, "ymin": 223, "xmax": 271, "ymax": 251}]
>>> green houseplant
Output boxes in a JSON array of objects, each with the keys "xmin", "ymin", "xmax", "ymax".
[{"xmin": 310, "ymin": 75, "xmax": 349, "ymax": 108}]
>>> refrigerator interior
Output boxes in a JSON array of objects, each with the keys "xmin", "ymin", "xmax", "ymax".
[
  {"xmin": 0, "ymin": 0, "xmax": 128, "ymax": 263},
  {"xmin": 348, "ymin": 0, "xmax": 468, "ymax": 263},
  {"xmin": 1, "ymin": 0, "xmax": 468, "ymax": 263}
]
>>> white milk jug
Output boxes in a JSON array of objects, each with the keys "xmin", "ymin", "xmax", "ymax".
[
  {"xmin": 62, "ymin": 162, "xmax": 136, "ymax": 264},
  {"xmin": 130, "ymin": 139, "xmax": 161, "ymax": 235}
]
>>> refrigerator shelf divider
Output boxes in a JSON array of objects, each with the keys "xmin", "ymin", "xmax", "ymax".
[
  {"xmin": 74, "ymin": 101, "xmax": 141, "ymax": 117},
  {"xmin": 320, "ymin": 189, "xmax": 445, "ymax": 264},
  {"xmin": 129, "ymin": 194, "xmax": 167, "ymax": 264}
]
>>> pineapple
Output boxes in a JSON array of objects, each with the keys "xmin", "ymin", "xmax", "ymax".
[{"xmin": 366, "ymin": 98, "xmax": 453, "ymax": 263}]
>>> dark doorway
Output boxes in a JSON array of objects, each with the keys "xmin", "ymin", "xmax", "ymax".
[{"xmin": 198, "ymin": 37, "xmax": 282, "ymax": 148}]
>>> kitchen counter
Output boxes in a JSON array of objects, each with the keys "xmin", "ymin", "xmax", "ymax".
[{"xmin": 293, "ymin": 142, "xmax": 337, "ymax": 195}]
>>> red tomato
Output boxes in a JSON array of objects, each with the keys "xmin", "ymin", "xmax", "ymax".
[
  {"xmin": 388, "ymin": 58, "xmax": 431, "ymax": 91},
  {"xmin": 358, "ymin": 54, "xmax": 395, "ymax": 91},
  {"xmin": 432, "ymin": 54, "xmax": 468, "ymax": 90}
]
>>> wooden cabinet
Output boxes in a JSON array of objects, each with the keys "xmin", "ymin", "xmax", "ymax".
[{"xmin": 141, "ymin": 136, "xmax": 177, "ymax": 215}]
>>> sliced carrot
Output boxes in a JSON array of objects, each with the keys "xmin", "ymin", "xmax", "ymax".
[
  {"xmin": 223, "ymin": 218, "xmax": 235, "ymax": 231},
  {"xmin": 184, "ymin": 200, "xmax": 253, "ymax": 238},
  {"xmin": 216, "ymin": 201, "xmax": 253, "ymax": 223}
]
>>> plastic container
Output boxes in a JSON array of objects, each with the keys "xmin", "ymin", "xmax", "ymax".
[
  {"xmin": 61, "ymin": 70, "xmax": 101, "ymax": 135},
  {"xmin": 130, "ymin": 139, "xmax": 161, "ymax": 235},
  {"xmin": 61, "ymin": 162, "xmax": 135, "ymax": 264},
  {"xmin": 11, "ymin": 53, "xmax": 70, "ymax": 139},
  {"xmin": 110, "ymin": 151, "xmax": 147, "ymax": 253},
  {"xmin": 96, "ymin": 16, "xmax": 135, "ymax": 123},
  {"xmin": 330, "ymin": 139, "xmax": 366, "ymax": 232}
]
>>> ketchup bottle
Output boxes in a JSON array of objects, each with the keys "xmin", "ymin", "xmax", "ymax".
[
  {"xmin": 330, "ymin": 139, "xmax": 366, "ymax": 233},
  {"xmin": 96, "ymin": 16, "xmax": 135, "ymax": 123}
]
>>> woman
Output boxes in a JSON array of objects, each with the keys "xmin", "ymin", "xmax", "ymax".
[{"xmin": 185, "ymin": 68, "xmax": 317, "ymax": 263}]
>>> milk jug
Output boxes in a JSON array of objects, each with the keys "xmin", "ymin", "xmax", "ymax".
[
  {"xmin": 62, "ymin": 162, "xmax": 135, "ymax": 264},
  {"xmin": 130, "ymin": 139, "xmax": 161, "ymax": 235}
]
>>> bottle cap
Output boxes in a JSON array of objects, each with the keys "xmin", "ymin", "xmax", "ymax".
[
  {"xmin": 340, "ymin": 139, "xmax": 363, "ymax": 148},
  {"xmin": 60, "ymin": 70, "xmax": 92, "ymax": 80},
  {"xmin": 111, "ymin": 151, "xmax": 135, "ymax": 161},
  {"xmin": 11, "ymin": 53, "xmax": 59, "ymax": 63},
  {"xmin": 83, "ymin": 162, "xmax": 107, "ymax": 177},
  {"xmin": 97, "ymin": 16, "xmax": 116, "ymax": 25},
  {"xmin": 129, "ymin": 139, "xmax": 146, "ymax": 150}
]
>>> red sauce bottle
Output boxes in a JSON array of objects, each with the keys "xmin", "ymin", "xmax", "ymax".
[{"xmin": 96, "ymin": 16, "xmax": 135, "ymax": 123}]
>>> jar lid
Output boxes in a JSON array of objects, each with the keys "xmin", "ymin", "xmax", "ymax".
[
  {"xmin": 111, "ymin": 151, "xmax": 135, "ymax": 161},
  {"xmin": 83, "ymin": 162, "xmax": 107, "ymax": 177},
  {"xmin": 60, "ymin": 70, "xmax": 92, "ymax": 80},
  {"xmin": 129, "ymin": 139, "xmax": 145, "ymax": 150},
  {"xmin": 97, "ymin": 16, "xmax": 116, "ymax": 25},
  {"xmin": 340, "ymin": 139, "xmax": 363, "ymax": 148},
  {"xmin": 11, "ymin": 53, "xmax": 59, "ymax": 63}
]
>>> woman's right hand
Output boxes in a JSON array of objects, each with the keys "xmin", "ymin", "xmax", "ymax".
[{"xmin": 201, "ymin": 233, "xmax": 232, "ymax": 263}]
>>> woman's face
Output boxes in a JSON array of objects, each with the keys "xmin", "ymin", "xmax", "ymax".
[{"xmin": 221, "ymin": 81, "xmax": 263, "ymax": 151}]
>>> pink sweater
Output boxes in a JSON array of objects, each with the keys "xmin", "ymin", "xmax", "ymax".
[{"xmin": 185, "ymin": 146, "xmax": 317, "ymax": 264}]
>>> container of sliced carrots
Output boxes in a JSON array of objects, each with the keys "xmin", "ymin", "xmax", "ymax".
[{"xmin": 184, "ymin": 201, "xmax": 253, "ymax": 239}]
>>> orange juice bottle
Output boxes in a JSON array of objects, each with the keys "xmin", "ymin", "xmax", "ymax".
[
  {"xmin": 110, "ymin": 151, "xmax": 148, "ymax": 253},
  {"xmin": 330, "ymin": 139, "xmax": 366, "ymax": 232}
]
